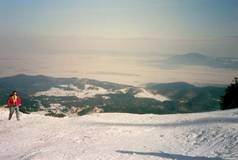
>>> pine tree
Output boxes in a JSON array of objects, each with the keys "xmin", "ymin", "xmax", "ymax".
[{"xmin": 221, "ymin": 77, "xmax": 238, "ymax": 110}]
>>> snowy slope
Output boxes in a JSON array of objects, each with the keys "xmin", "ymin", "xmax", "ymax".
[
  {"xmin": 34, "ymin": 84, "xmax": 169, "ymax": 102},
  {"xmin": 134, "ymin": 88, "xmax": 169, "ymax": 102},
  {"xmin": 34, "ymin": 84, "xmax": 115, "ymax": 98},
  {"xmin": 0, "ymin": 107, "xmax": 237, "ymax": 160}
]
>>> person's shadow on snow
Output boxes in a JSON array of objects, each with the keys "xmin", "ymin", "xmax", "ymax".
[{"xmin": 116, "ymin": 150, "xmax": 224, "ymax": 160}]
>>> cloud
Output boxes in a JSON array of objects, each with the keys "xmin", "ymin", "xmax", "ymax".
[{"xmin": 90, "ymin": 71, "xmax": 140, "ymax": 77}]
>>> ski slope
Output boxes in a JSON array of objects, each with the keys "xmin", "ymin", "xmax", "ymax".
[{"xmin": 0, "ymin": 107, "xmax": 237, "ymax": 160}]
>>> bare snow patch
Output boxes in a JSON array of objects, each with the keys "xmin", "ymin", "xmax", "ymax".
[
  {"xmin": 118, "ymin": 87, "xmax": 130, "ymax": 94},
  {"xmin": 34, "ymin": 84, "xmax": 114, "ymax": 99},
  {"xmin": 102, "ymin": 96, "xmax": 111, "ymax": 100},
  {"xmin": 134, "ymin": 88, "xmax": 169, "ymax": 102},
  {"xmin": 34, "ymin": 84, "xmax": 170, "ymax": 102},
  {"xmin": 58, "ymin": 84, "xmax": 80, "ymax": 91}
]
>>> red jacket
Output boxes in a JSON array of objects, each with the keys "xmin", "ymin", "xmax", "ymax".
[{"xmin": 7, "ymin": 96, "xmax": 22, "ymax": 107}]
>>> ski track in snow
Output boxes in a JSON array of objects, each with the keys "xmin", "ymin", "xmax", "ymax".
[{"xmin": 0, "ymin": 107, "xmax": 237, "ymax": 160}]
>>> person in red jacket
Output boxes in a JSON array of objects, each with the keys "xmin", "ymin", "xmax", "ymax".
[{"xmin": 7, "ymin": 91, "xmax": 22, "ymax": 121}]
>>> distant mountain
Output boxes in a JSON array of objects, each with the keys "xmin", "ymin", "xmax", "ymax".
[
  {"xmin": 160, "ymin": 53, "xmax": 238, "ymax": 69},
  {"xmin": 0, "ymin": 74, "xmax": 225, "ymax": 115},
  {"xmin": 146, "ymin": 82, "xmax": 195, "ymax": 90},
  {"xmin": 146, "ymin": 82, "xmax": 225, "ymax": 112}
]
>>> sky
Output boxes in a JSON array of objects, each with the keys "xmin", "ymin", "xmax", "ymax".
[{"xmin": 0, "ymin": 0, "xmax": 237, "ymax": 85}]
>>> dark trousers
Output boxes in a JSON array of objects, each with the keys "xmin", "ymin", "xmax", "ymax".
[{"xmin": 9, "ymin": 106, "xmax": 20, "ymax": 120}]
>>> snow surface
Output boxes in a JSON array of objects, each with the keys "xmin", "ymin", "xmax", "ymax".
[
  {"xmin": 118, "ymin": 87, "xmax": 130, "ymax": 94},
  {"xmin": 34, "ymin": 84, "xmax": 114, "ymax": 99},
  {"xmin": 34, "ymin": 84, "xmax": 169, "ymax": 102},
  {"xmin": 0, "ymin": 107, "xmax": 237, "ymax": 160},
  {"xmin": 134, "ymin": 88, "xmax": 169, "ymax": 102}
]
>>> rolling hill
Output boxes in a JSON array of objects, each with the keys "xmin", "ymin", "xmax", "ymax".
[{"xmin": 0, "ymin": 74, "xmax": 225, "ymax": 115}]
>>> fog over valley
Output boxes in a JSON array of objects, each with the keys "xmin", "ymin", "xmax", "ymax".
[{"xmin": 0, "ymin": 53, "xmax": 237, "ymax": 86}]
